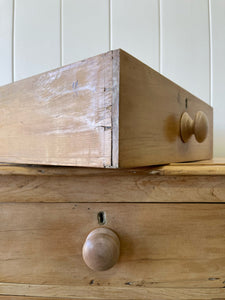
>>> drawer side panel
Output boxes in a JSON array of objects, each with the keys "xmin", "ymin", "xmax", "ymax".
[{"xmin": 0, "ymin": 51, "xmax": 114, "ymax": 167}]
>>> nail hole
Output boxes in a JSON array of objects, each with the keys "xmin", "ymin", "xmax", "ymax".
[
  {"xmin": 97, "ymin": 211, "xmax": 106, "ymax": 225},
  {"xmin": 185, "ymin": 98, "xmax": 188, "ymax": 109}
]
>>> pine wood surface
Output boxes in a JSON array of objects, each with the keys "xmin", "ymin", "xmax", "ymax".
[
  {"xmin": 0, "ymin": 160, "xmax": 224, "ymax": 203},
  {"xmin": 0, "ymin": 296, "xmax": 71, "ymax": 300},
  {"xmin": 118, "ymin": 50, "xmax": 213, "ymax": 167},
  {"xmin": 0, "ymin": 172, "xmax": 224, "ymax": 203},
  {"xmin": 0, "ymin": 49, "xmax": 213, "ymax": 168},
  {"xmin": 0, "ymin": 203, "xmax": 225, "ymax": 290},
  {"xmin": 1, "ymin": 160, "xmax": 224, "ymax": 299},
  {"xmin": 0, "ymin": 284, "xmax": 225, "ymax": 300},
  {"xmin": 0, "ymin": 51, "xmax": 113, "ymax": 168},
  {"xmin": 0, "ymin": 159, "xmax": 224, "ymax": 177}
]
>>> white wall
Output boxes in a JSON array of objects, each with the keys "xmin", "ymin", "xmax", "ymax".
[{"xmin": 0, "ymin": 0, "xmax": 224, "ymax": 156}]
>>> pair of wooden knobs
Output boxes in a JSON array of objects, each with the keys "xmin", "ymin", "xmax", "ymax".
[{"xmin": 180, "ymin": 111, "xmax": 208, "ymax": 143}]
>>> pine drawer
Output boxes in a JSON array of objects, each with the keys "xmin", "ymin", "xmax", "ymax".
[
  {"xmin": 0, "ymin": 160, "xmax": 225, "ymax": 299},
  {"xmin": 0, "ymin": 49, "xmax": 213, "ymax": 168}
]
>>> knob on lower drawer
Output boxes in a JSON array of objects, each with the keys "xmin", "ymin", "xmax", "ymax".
[
  {"xmin": 180, "ymin": 111, "xmax": 209, "ymax": 143},
  {"xmin": 82, "ymin": 228, "xmax": 120, "ymax": 271}
]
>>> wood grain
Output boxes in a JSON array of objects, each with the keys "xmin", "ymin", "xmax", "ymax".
[
  {"xmin": 0, "ymin": 203, "xmax": 225, "ymax": 289},
  {"xmin": 0, "ymin": 49, "xmax": 213, "ymax": 168},
  {"xmin": 0, "ymin": 158, "xmax": 225, "ymax": 176},
  {"xmin": 0, "ymin": 284, "xmax": 225, "ymax": 299},
  {"xmin": 172, "ymin": 158, "xmax": 225, "ymax": 165},
  {"xmin": 0, "ymin": 51, "xmax": 114, "ymax": 167},
  {"xmin": 151, "ymin": 165, "xmax": 225, "ymax": 176},
  {"xmin": 119, "ymin": 50, "xmax": 213, "ymax": 167},
  {"xmin": 0, "ymin": 174, "xmax": 224, "ymax": 203},
  {"xmin": 0, "ymin": 296, "xmax": 71, "ymax": 300},
  {"xmin": 0, "ymin": 162, "xmax": 224, "ymax": 203},
  {"xmin": 82, "ymin": 227, "xmax": 120, "ymax": 271}
]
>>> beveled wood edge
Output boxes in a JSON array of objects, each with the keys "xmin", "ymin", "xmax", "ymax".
[
  {"xmin": 0, "ymin": 297, "xmax": 71, "ymax": 300},
  {"xmin": 152, "ymin": 158, "xmax": 225, "ymax": 175},
  {"xmin": 0, "ymin": 158, "xmax": 224, "ymax": 176},
  {"xmin": 170, "ymin": 158, "xmax": 225, "ymax": 165},
  {"xmin": 150, "ymin": 164, "xmax": 225, "ymax": 176},
  {"xmin": 111, "ymin": 48, "xmax": 120, "ymax": 168},
  {"xmin": 0, "ymin": 283, "xmax": 225, "ymax": 299}
]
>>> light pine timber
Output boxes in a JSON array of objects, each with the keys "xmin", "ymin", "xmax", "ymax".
[
  {"xmin": 118, "ymin": 50, "xmax": 213, "ymax": 167},
  {"xmin": 0, "ymin": 173, "xmax": 225, "ymax": 203},
  {"xmin": 82, "ymin": 228, "xmax": 120, "ymax": 271},
  {"xmin": 0, "ymin": 51, "xmax": 113, "ymax": 168},
  {"xmin": 1, "ymin": 161, "xmax": 225, "ymax": 299},
  {"xmin": 0, "ymin": 160, "xmax": 225, "ymax": 203},
  {"xmin": 0, "ymin": 158, "xmax": 225, "ymax": 176},
  {"xmin": 0, "ymin": 203, "xmax": 225, "ymax": 289},
  {"xmin": 0, "ymin": 284, "xmax": 225, "ymax": 300},
  {"xmin": 0, "ymin": 49, "xmax": 212, "ymax": 168},
  {"xmin": 0, "ymin": 296, "xmax": 72, "ymax": 300}
]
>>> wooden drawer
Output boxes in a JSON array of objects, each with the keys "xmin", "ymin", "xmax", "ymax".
[
  {"xmin": 0, "ymin": 49, "xmax": 212, "ymax": 168},
  {"xmin": 1, "ymin": 161, "xmax": 225, "ymax": 300},
  {"xmin": 1, "ymin": 202, "xmax": 225, "ymax": 299}
]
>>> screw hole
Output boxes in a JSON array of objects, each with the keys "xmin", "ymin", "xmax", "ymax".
[{"xmin": 97, "ymin": 211, "xmax": 106, "ymax": 225}]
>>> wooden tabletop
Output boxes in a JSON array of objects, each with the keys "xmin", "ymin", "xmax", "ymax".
[
  {"xmin": 0, "ymin": 158, "xmax": 224, "ymax": 176},
  {"xmin": 151, "ymin": 158, "xmax": 225, "ymax": 176}
]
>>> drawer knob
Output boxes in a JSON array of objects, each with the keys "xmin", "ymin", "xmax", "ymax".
[
  {"xmin": 180, "ymin": 111, "xmax": 208, "ymax": 143},
  {"xmin": 82, "ymin": 228, "xmax": 120, "ymax": 271}
]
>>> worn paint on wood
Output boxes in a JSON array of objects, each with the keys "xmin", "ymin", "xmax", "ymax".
[
  {"xmin": 0, "ymin": 51, "xmax": 114, "ymax": 167},
  {"xmin": 0, "ymin": 160, "xmax": 225, "ymax": 203},
  {"xmin": 0, "ymin": 49, "xmax": 212, "ymax": 168}
]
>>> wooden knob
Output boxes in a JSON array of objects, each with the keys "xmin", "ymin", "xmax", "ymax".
[
  {"xmin": 180, "ymin": 111, "xmax": 209, "ymax": 143},
  {"xmin": 82, "ymin": 228, "xmax": 120, "ymax": 271}
]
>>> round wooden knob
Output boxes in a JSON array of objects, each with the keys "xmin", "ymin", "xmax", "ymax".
[
  {"xmin": 82, "ymin": 228, "xmax": 120, "ymax": 271},
  {"xmin": 180, "ymin": 111, "xmax": 209, "ymax": 143}
]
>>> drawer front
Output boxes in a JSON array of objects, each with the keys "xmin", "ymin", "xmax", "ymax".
[
  {"xmin": 1, "ymin": 203, "xmax": 225, "ymax": 299},
  {"xmin": 119, "ymin": 50, "xmax": 213, "ymax": 167}
]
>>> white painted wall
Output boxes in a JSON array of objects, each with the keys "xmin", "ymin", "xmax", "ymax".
[{"xmin": 0, "ymin": 0, "xmax": 224, "ymax": 156}]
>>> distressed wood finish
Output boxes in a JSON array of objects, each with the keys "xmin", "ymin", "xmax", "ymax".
[
  {"xmin": 0, "ymin": 51, "xmax": 113, "ymax": 168},
  {"xmin": 0, "ymin": 173, "xmax": 225, "ymax": 203},
  {"xmin": 0, "ymin": 49, "xmax": 212, "ymax": 168},
  {"xmin": 0, "ymin": 296, "xmax": 71, "ymax": 300},
  {"xmin": 1, "ymin": 160, "xmax": 225, "ymax": 299},
  {"xmin": 0, "ymin": 203, "xmax": 225, "ymax": 290},
  {"xmin": 82, "ymin": 227, "xmax": 120, "ymax": 271},
  {"xmin": 119, "ymin": 50, "xmax": 213, "ymax": 167},
  {"xmin": 0, "ymin": 284, "xmax": 225, "ymax": 300},
  {"xmin": 0, "ymin": 161, "xmax": 224, "ymax": 203},
  {"xmin": 0, "ymin": 158, "xmax": 224, "ymax": 176}
]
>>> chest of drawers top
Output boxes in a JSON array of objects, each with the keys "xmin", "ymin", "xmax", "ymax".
[{"xmin": 0, "ymin": 158, "xmax": 224, "ymax": 204}]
